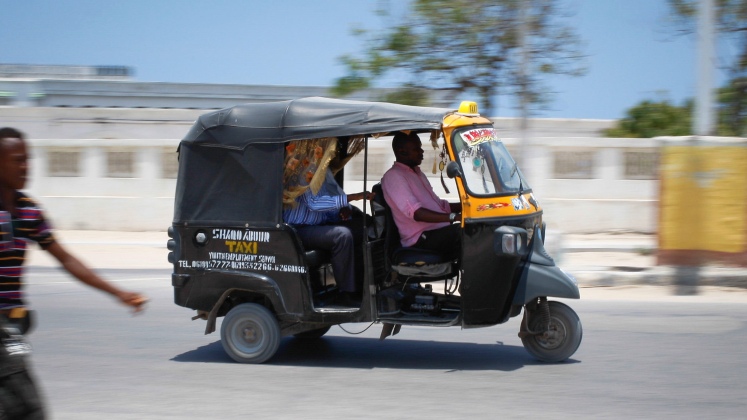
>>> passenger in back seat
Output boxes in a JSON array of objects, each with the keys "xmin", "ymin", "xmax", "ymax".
[{"xmin": 284, "ymin": 167, "xmax": 374, "ymax": 306}]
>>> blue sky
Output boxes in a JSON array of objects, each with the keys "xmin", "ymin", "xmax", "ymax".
[{"xmin": 0, "ymin": 0, "xmax": 726, "ymax": 119}]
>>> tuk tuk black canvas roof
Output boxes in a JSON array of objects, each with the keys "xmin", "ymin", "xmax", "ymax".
[
  {"xmin": 174, "ymin": 97, "xmax": 456, "ymax": 224},
  {"xmin": 182, "ymin": 97, "xmax": 454, "ymax": 148}
]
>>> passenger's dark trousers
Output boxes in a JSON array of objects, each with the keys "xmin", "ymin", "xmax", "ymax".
[
  {"xmin": 414, "ymin": 223, "xmax": 461, "ymax": 262},
  {"xmin": 295, "ymin": 224, "xmax": 357, "ymax": 293},
  {"xmin": 1, "ymin": 319, "xmax": 45, "ymax": 420}
]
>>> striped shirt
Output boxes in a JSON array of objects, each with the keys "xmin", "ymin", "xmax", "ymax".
[
  {"xmin": 283, "ymin": 171, "xmax": 348, "ymax": 226},
  {"xmin": 0, "ymin": 192, "xmax": 55, "ymax": 311}
]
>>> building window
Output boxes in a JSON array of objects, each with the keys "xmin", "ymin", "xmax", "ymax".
[
  {"xmin": 553, "ymin": 150, "xmax": 595, "ymax": 179},
  {"xmin": 624, "ymin": 150, "xmax": 659, "ymax": 180},
  {"xmin": 48, "ymin": 149, "xmax": 81, "ymax": 177},
  {"xmin": 106, "ymin": 150, "xmax": 135, "ymax": 178},
  {"xmin": 161, "ymin": 148, "xmax": 179, "ymax": 179}
]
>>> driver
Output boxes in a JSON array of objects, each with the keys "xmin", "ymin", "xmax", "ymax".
[{"xmin": 381, "ymin": 131, "xmax": 461, "ymax": 261}]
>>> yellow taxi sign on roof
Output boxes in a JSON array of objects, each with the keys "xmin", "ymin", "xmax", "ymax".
[{"xmin": 457, "ymin": 101, "xmax": 479, "ymax": 116}]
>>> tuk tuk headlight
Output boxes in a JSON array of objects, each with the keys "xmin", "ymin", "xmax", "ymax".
[
  {"xmin": 494, "ymin": 226, "xmax": 528, "ymax": 257},
  {"xmin": 502, "ymin": 234, "xmax": 518, "ymax": 254}
]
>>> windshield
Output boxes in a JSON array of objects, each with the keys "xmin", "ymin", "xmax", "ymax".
[{"xmin": 451, "ymin": 126, "xmax": 530, "ymax": 196}]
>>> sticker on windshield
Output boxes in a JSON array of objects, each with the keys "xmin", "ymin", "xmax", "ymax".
[
  {"xmin": 510, "ymin": 196, "xmax": 532, "ymax": 211},
  {"xmin": 461, "ymin": 128, "xmax": 497, "ymax": 147},
  {"xmin": 512, "ymin": 197, "xmax": 527, "ymax": 211},
  {"xmin": 477, "ymin": 202, "xmax": 509, "ymax": 211}
]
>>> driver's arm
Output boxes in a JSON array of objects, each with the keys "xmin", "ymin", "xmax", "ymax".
[
  {"xmin": 413, "ymin": 207, "xmax": 452, "ymax": 223},
  {"xmin": 413, "ymin": 205, "xmax": 461, "ymax": 223}
]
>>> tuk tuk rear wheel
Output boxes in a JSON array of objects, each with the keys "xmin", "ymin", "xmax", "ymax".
[
  {"xmin": 521, "ymin": 301, "xmax": 582, "ymax": 363},
  {"xmin": 220, "ymin": 303, "xmax": 280, "ymax": 364}
]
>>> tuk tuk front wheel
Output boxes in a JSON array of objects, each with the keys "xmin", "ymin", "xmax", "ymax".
[
  {"xmin": 220, "ymin": 303, "xmax": 280, "ymax": 364},
  {"xmin": 520, "ymin": 301, "xmax": 582, "ymax": 363}
]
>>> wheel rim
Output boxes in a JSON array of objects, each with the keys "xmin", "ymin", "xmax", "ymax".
[
  {"xmin": 229, "ymin": 319, "xmax": 266, "ymax": 356},
  {"xmin": 533, "ymin": 315, "xmax": 568, "ymax": 350}
]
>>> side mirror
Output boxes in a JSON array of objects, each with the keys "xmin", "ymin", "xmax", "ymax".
[{"xmin": 446, "ymin": 161, "xmax": 462, "ymax": 179}]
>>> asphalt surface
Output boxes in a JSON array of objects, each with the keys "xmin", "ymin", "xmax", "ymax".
[
  {"xmin": 20, "ymin": 230, "xmax": 747, "ymax": 419},
  {"xmin": 23, "ymin": 265, "xmax": 747, "ymax": 419}
]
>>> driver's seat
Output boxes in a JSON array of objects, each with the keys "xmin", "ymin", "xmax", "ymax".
[{"xmin": 371, "ymin": 183, "xmax": 456, "ymax": 279}]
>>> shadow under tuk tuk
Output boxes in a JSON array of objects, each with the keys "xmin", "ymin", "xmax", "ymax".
[{"xmin": 171, "ymin": 335, "xmax": 579, "ymax": 371}]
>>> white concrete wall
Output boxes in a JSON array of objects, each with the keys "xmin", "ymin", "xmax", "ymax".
[
  {"xmin": 513, "ymin": 137, "xmax": 659, "ymax": 234},
  {"xmin": 3, "ymin": 105, "xmax": 649, "ymax": 233},
  {"xmin": 27, "ymin": 138, "xmax": 179, "ymax": 231},
  {"xmin": 23, "ymin": 137, "xmax": 659, "ymax": 233},
  {"xmin": 344, "ymin": 137, "xmax": 658, "ymax": 234}
]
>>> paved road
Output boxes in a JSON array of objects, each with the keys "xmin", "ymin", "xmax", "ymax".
[{"xmin": 21, "ymin": 267, "xmax": 747, "ymax": 419}]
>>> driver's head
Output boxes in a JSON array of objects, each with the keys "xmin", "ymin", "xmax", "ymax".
[
  {"xmin": 0, "ymin": 127, "xmax": 29, "ymax": 191},
  {"xmin": 392, "ymin": 131, "xmax": 424, "ymax": 169}
]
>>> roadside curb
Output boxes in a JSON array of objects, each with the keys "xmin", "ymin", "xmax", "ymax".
[{"xmin": 572, "ymin": 266, "xmax": 747, "ymax": 289}]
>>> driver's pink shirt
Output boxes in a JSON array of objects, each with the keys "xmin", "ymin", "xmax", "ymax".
[{"xmin": 381, "ymin": 162, "xmax": 451, "ymax": 247}]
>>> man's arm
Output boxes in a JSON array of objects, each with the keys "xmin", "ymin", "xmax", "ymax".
[
  {"xmin": 385, "ymin": 170, "xmax": 460, "ymax": 223},
  {"xmin": 303, "ymin": 190, "xmax": 347, "ymax": 212},
  {"xmin": 413, "ymin": 207, "xmax": 461, "ymax": 223},
  {"xmin": 45, "ymin": 241, "xmax": 147, "ymax": 312},
  {"xmin": 413, "ymin": 207, "xmax": 451, "ymax": 223}
]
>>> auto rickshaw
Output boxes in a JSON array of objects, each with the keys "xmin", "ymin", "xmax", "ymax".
[{"xmin": 169, "ymin": 97, "xmax": 582, "ymax": 364}]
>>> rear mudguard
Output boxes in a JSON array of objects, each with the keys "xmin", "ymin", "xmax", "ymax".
[
  {"xmin": 200, "ymin": 272, "xmax": 292, "ymax": 335},
  {"xmin": 512, "ymin": 229, "xmax": 580, "ymax": 305}
]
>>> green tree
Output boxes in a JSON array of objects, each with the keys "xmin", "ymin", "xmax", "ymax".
[
  {"xmin": 603, "ymin": 87, "xmax": 747, "ymax": 138},
  {"xmin": 667, "ymin": 0, "xmax": 747, "ymax": 134},
  {"xmin": 603, "ymin": 100, "xmax": 693, "ymax": 138},
  {"xmin": 332, "ymin": 0, "xmax": 585, "ymax": 115},
  {"xmin": 716, "ymin": 76, "xmax": 747, "ymax": 135}
]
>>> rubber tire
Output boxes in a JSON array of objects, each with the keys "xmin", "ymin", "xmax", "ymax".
[
  {"xmin": 521, "ymin": 301, "xmax": 583, "ymax": 363},
  {"xmin": 293, "ymin": 326, "xmax": 332, "ymax": 340},
  {"xmin": 220, "ymin": 303, "xmax": 280, "ymax": 364}
]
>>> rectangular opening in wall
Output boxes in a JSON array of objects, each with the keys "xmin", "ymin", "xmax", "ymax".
[
  {"xmin": 106, "ymin": 149, "xmax": 135, "ymax": 178},
  {"xmin": 552, "ymin": 150, "xmax": 595, "ymax": 179},
  {"xmin": 624, "ymin": 150, "xmax": 659, "ymax": 180},
  {"xmin": 47, "ymin": 149, "xmax": 81, "ymax": 177},
  {"xmin": 161, "ymin": 148, "xmax": 178, "ymax": 179}
]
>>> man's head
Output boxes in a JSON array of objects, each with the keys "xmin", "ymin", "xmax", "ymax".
[
  {"xmin": 0, "ymin": 127, "xmax": 29, "ymax": 191},
  {"xmin": 392, "ymin": 131, "xmax": 423, "ymax": 169}
]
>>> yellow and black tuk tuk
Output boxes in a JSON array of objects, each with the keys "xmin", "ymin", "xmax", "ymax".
[{"xmin": 169, "ymin": 97, "xmax": 581, "ymax": 364}]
